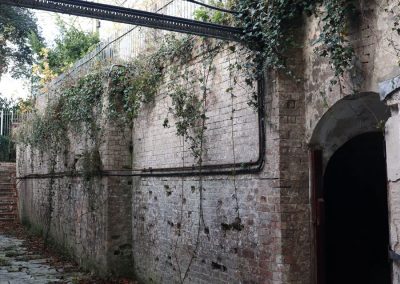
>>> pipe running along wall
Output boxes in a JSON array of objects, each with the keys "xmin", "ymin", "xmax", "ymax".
[{"xmin": 17, "ymin": 76, "xmax": 266, "ymax": 179}]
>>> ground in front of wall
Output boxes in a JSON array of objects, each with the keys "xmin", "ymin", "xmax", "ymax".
[{"xmin": 0, "ymin": 221, "xmax": 137, "ymax": 284}]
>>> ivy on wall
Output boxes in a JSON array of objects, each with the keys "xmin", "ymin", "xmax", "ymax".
[
  {"xmin": 235, "ymin": 0, "xmax": 357, "ymax": 81},
  {"xmin": 17, "ymin": 0, "xmax": 375, "ymax": 164},
  {"xmin": 108, "ymin": 35, "xmax": 193, "ymax": 124},
  {"xmin": 14, "ymin": 0, "xmax": 400, "ymax": 280}
]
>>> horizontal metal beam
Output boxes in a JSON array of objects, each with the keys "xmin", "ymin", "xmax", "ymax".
[{"xmin": 0, "ymin": 0, "xmax": 242, "ymax": 41}]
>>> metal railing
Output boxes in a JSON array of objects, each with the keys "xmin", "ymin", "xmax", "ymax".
[
  {"xmin": 0, "ymin": 110, "xmax": 24, "ymax": 137},
  {"xmin": 0, "ymin": 0, "xmax": 240, "ymax": 41},
  {"xmin": 49, "ymin": 0, "xmax": 234, "ymax": 84},
  {"xmin": 0, "ymin": 109, "xmax": 25, "ymax": 162}
]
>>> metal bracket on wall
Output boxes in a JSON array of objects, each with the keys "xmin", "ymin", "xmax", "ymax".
[{"xmin": 0, "ymin": 0, "xmax": 242, "ymax": 41}]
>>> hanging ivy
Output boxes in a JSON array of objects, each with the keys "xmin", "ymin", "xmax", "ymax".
[
  {"xmin": 232, "ymin": 0, "xmax": 357, "ymax": 81},
  {"xmin": 108, "ymin": 35, "xmax": 194, "ymax": 124},
  {"xmin": 315, "ymin": 0, "xmax": 356, "ymax": 78}
]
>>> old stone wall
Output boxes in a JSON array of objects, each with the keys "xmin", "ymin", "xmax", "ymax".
[
  {"xmin": 16, "ymin": 92, "xmax": 134, "ymax": 276},
  {"xmin": 15, "ymin": 0, "xmax": 400, "ymax": 283},
  {"xmin": 304, "ymin": 0, "xmax": 400, "ymax": 146},
  {"xmin": 129, "ymin": 45, "xmax": 289, "ymax": 283},
  {"xmin": 17, "ymin": 41, "xmax": 298, "ymax": 283},
  {"xmin": 304, "ymin": 0, "xmax": 400, "ymax": 282}
]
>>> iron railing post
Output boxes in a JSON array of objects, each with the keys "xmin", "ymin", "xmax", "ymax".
[{"xmin": 1, "ymin": 110, "xmax": 4, "ymax": 136}]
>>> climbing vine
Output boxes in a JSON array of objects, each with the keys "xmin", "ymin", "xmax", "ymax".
[
  {"xmin": 234, "ymin": 0, "xmax": 357, "ymax": 82},
  {"xmin": 17, "ymin": 0, "xmax": 367, "ymax": 168},
  {"xmin": 16, "ymin": 0, "xmax": 395, "ymax": 279},
  {"xmin": 108, "ymin": 35, "xmax": 193, "ymax": 124},
  {"xmin": 17, "ymin": 71, "xmax": 104, "ymax": 151}
]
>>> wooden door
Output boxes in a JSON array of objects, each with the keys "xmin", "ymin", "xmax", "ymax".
[{"xmin": 310, "ymin": 149, "xmax": 325, "ymax": 284}]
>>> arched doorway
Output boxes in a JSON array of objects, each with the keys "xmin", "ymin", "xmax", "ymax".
[
  {"xmin": 309, "ymin": 93, "xmax": 391, "ymax": 283},
  {"xmin": 323, "ymin": 132, "xmax": 390, "ymax": 283}
]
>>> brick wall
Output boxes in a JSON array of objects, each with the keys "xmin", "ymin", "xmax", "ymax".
[
  {"xmin": 15, "ymin": 0, "xmax": 400, "ymax": 283},
  {"xmin": 16, "ymin": 92, "xmax": 134, "ymax": 276},
  {"xmin": 17, "ymin": 41, "xmax": 291, "ymax": 282}
]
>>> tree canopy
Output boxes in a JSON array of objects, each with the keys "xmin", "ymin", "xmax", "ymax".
[
  {"xmin": 31, "ymin": 20, "xmax": 100, "ymax": 85},
  {"xmin": 0, "ymin": 5, "xmax": 41, "ymax": 79}
]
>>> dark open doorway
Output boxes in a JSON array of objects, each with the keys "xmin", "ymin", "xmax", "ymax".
[{"xmin": 322, "ymin": 132, "xmax": 390, "ymax": 284}]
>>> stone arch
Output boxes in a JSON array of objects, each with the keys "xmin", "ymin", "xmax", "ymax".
[
  {"xmin": 309, "ymin": 92, "xmax": 391, "ymax": 283},
  {"xmin": 309, "ymin": 92, "xmax": 390, "ymax": 169}
]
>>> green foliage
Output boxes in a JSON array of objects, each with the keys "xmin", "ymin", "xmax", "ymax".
[
  {"xmin": 0, "ymin": 135, "xmax": 15, "ymax": 162},
  {"xmin": 19, "ymin": 71, "xmax": 103, "ymax": 151},
  {"xmin": 18, "ymin": 35, "xmax": 194, "ymax": 156},
  {"xmin": 164, "ymin": 39, "xmax": 219, "ymax": 162},
  {"xmin": 0, "ymin": 97, "xmax": 17, "ymax": 110},
  {"xmin": 32, "ymin": 22, "xmax": 99, "ymax": 84},
  {"xmin": 0, "ymin": 256, "xmax": 11, "ymax": 267},
  {"xmin": 0, "ymin": 5, "xmax": 41, "ymax": 78},
  {"xmin": 315, "ymin": 0, "xmax": 355, "ymax": 78},
  {"xmin": 168, "ymin": 85, "xmax": 205, "ymax": 159},
  {"xmin": 60, "ymin": 72, "xmax": 103, "ymax": 135},
  {"xmin": 108, "ymin": 60, "xmax": 162, "ymax": 123},
  {"xmin": 48, "ymin": 23, "xmax": 100, "ymax": 74},
  {"xmin": 109, "ymin": 35, "xmax": 193, "ymax": 123},
  {"xmin": 234, "ymin": 0, "xmax": 356, "ymax": 81},
  {"xmin": 193, "ymin": 0, "xmax": 235, "ymax": 25},
  {"xmin": 234, "ymin": 0, "xmax": 317, "ymax": 74}
]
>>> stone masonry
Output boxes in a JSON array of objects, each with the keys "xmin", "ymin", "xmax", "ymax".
[
  {"xmin": 0, "ymin": 163, "xmax": 17, "ymax": 222},
  {"xmin": 15, "ymin": 0, "xmax": 400, "ymax": 283}
]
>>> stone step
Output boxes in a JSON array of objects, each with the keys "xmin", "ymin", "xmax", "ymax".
[
  {"xmin": 0, "ymin": 207, "xmax": 17, "ymax": 213},
  {"xmin": 0, "ymin": 186, "xmax": 15, "ymax": 192},
  {"xmin": 0, "ymin": 191, "xmax": 14, "ymax": 195},
  {"xmin": 0, "ymin": 206, "xmax": 17, "ymax": 213},
  {"xmin": 0, "ymin": 213, "xmax": 17, "ymax": 221},
  {"xmin": 0, "ymin": 172, "xmax": 16, "ymax": 179},
  {"xmin": 0, "ymin": 217, "xmax": 16, "ymax": 222},
  {"xmin": 0, "ymin": 199, "xmax": 17, "ymax": 205},
  {"xmin": 0, "ymin": 182, "xmax": 15, "ymax": 187},
  {"xmin": 0, "ymin": 208, "xmax": 17, "ymax": 212},
  {"xmin": 0, "ymin": 188, "xmax": 16, "ymax": 193},
  {"xmin": 0, "ymin": 164, "xmax": 17, "ymax": 222},
  {"xmin": 0, "ymin": 200, "xmax": 17, "ymax": 204},
  {"xmin": 0, "ymin": 184, "xmax": 15, "ymax": 191},
  {"xmin": 0, "ymin": 206, "xmax": 16, "ymax": 212},
  {"xmin": 0, "ymin": 174, "xmax": 15, "ymax": 177},
  {"xmin": 0, "ymin": 210, "xmax": 17, "ymax": 215},
  {"xmin": 0, "ymin": 191, "xmax": 15, "ymax": 196},
  {"xmin": 0, "ymin": 190, "xmax": 15, "ymax": 195},
  {"xmin": 0, "ymin": 200, "xmax": 17, "ymax": 206},
  {"xmin": 0, "ymin": 204, "xmax": 17, "ymax": 208},
  {"xmin": 0, "ymin": 195, "xmax": 15, "ymax": 200}
]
